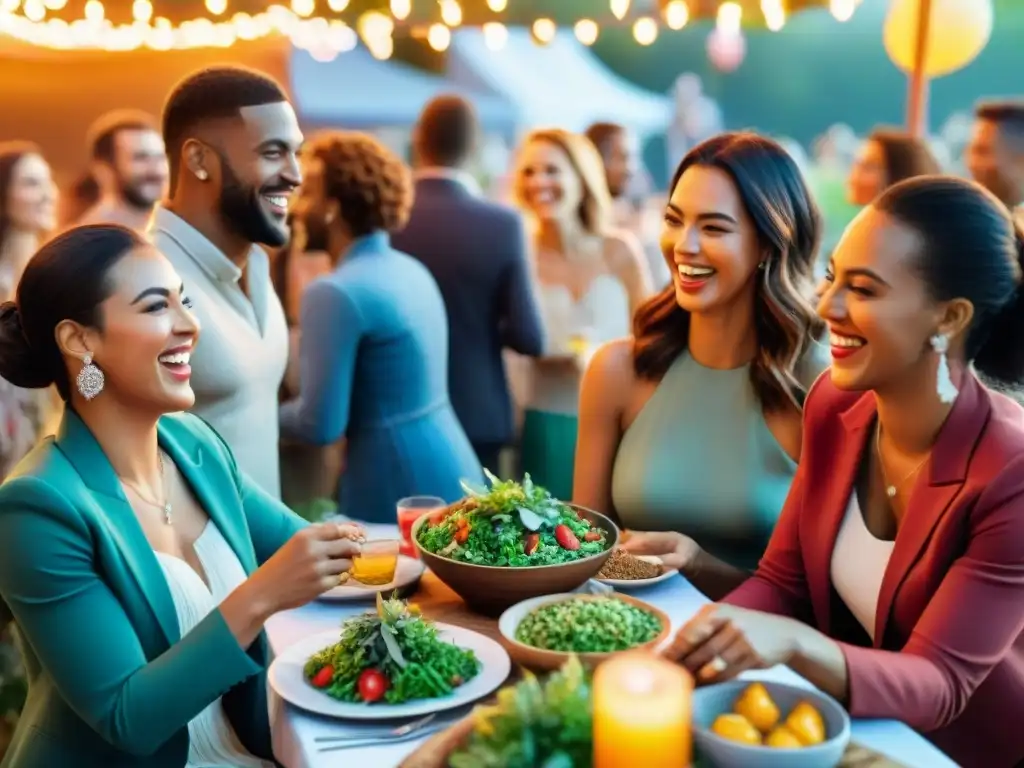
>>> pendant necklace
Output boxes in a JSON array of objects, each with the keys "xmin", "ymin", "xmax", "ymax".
[
  {"xmin": 875, "ymin": 424, "xmax": 930, "ymax": 499},
  {"xmin": 122, "ymin": 452, "xmax": 173, "ymax": 525}
]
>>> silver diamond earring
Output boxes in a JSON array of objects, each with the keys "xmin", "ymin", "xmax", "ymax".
[
  {"xmin": 930, "ymin": 333, "xmax": 958, "ymax": 404},
  {"xmin": 76, "ymin": 353, "xmax": 105, "ymax": 400}
]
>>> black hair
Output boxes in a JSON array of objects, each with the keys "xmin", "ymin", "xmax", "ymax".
[
  {"xmin": 633, "ymin": 132, "xmax": 824, "ymax": 412},
  {"xmin": 161, "ymin": 65, "xmax": 288, "ymax": 191},
  {"xmin": 0, "ymin": 141, "xmax": 43, "ymax": 255},
  {"xmin": 584, "ymin": 122, "xmax": 626, "ymax": 156},
  {"xmin": 414, "ymin": 95, "xmax": 477, "ymax": 167},
  {"xmin": 867, "ymin": 128, "xmax": 942, "ymax": 187},
  {"xmin": 0, "ymin": 224, "xmax": 145, "ymax": 400},
  {"xmin": 875, "ymin": 175, "xmax": 1024, "ymax": 386},
  {"xmin": 975, "ymin": 100, "xmax": 1024, "ymax": 153}
]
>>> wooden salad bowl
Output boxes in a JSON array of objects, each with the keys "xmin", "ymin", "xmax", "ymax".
[{"xmin": 412, "ymin": 504, "xmax": 619, "ymax": 617}]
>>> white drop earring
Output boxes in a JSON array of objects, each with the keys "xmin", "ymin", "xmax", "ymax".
[
  {"xmin": 195, "ymin": 169, "xmax": 208, "ymax": 181},
  {"xmin": 930, "ymin": 333, "xmax": 958, "ymax": 404},
  {"xmin": 76, "ymin": 353, "xmax": 105, "ymax": 401}
]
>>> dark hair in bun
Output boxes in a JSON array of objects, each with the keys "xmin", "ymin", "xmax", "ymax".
[
  {"xmin": 874, "ymin": 175, "xmax": 1024, "ymax": 386},
  {"xmin": 0, "ymin": 224, "xmax": 145, "ymax": 400}
]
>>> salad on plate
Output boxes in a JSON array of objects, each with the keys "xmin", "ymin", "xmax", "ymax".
[
  {"xmin": 304, "ymin": 593, "xmax": 480, "ymax": 705},
  {"xmin": 416, "ymin": 471, "xmax": 609, "ymax": 567}
]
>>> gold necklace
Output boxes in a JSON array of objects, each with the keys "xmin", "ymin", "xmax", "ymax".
[
  {"xmin": 875, "ymin": 424, "xmax": 930, "ymax": 499},
  {"xmin": 122, "ymin": 452, "xmax": 173, "ymax": 525}
]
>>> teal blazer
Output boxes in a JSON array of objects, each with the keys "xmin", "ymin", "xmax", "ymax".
[{"xmin": 0, "ymin": 409, "xmax": 306, "ymax": 767}]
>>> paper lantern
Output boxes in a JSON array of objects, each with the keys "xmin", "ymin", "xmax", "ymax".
[
  {"xmin": 706, "ymin": 28, "xmax": 746, "ymax": 72},
  {"xmin": 884, "ymin": 0, "xmax": 993, "ymax": 78}
]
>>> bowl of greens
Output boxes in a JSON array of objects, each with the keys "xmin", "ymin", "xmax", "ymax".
[
  {"xmin": 268, "ymin": 593, "xmax": 511, "ymax": 720},
  {"xmin": 413, "ymin": 472, "xmax": 619, "ymax": 615},
  {"xmin": 498, "ymin": 593, "xmax": 670, "ymax": 671},
  {"xmin": 399, "ymin": 656, "xmax": 593, "ymax": 768}
]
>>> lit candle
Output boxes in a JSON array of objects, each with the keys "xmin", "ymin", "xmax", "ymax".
[{"xmin": 593, "ymin": 652, "xmax": 692, "ymax": 768}]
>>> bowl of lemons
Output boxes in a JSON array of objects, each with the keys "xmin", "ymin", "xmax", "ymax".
[{"xmin": 692, "ymin": 680, "xmax": 851, "ymax": 768}]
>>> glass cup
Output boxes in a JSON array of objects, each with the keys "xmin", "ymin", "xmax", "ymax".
[
  {"xmin": 350, "ymin": 539, "xmax": 401, "ymax": 586},
  {"xmin": 397, "ymin": 496, "xmax": 446, "ymax": 558}
]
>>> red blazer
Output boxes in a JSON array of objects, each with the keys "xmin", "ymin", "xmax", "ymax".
[{"xmin": 725, "ymin": 372, "xmax": 1024, "ymax": 768}]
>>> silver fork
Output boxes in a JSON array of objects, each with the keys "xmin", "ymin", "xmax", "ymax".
[{"xmin": 313, "ymin": 713, "xmax": 437, "ymax": 744}]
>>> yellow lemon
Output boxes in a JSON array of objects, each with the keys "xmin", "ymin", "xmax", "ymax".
[
  {"xmin": 733, "ymin": 682, "xmax": 781, "ymax": 733},
  {"xmin": 765, "ymin": 725, "xmax": 804, "ymax": 748},
  {"xmin": 785, "ymin": 701, "xmax": 826, "ymax": 746},
  {"xmin": 710, "ymin": 713, "xmax": 762, "ymax": 746}
]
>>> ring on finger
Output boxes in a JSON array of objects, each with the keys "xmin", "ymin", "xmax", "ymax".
[{"xmin": 698, "ymin": 654, "xmax": 728, "ymax": 681}]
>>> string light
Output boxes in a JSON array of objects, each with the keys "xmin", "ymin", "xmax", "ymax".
[
  {"xmin": 0, "ymin": 0, "xmax": 859, "ymax": 52},
  {"xmin": 632, "ymin": 16, "xmax": 657, "ymax": 45},
  {"xmin": 531, "ymin": 16, "xmax": 555, "ymax": 45},
  {"xmin": 427, "ymin": 21, "xmax": 449, "ymax": 50},
  {"xmin": 482, "ymin": 20, "xmax": 506, "ymax": 49},
  {"xmin": 717, "ymin": 1, "xmax": 742, "ymax": 34},
  {"xmin": 574, "ymin": 18, "xmax": 598, "ymax": 45},
  {"xmin": 761, "ymin": 0, "xmax": 785, "ymax": 30},
  {"xmin": 439, "ymin": 0, "xmax": 461, "ymax": 27},
  {"xmin": 389, "ymin": 0, "xmax": 410, "ymax": 21},
  {"xmin": 663, "ymin": 0, "xmax": 688, "ymax": 30}
]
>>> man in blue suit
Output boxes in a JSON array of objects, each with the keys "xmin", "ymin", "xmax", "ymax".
[{"xmin": 392, "ymin": 96, "xmax": 544, "ymax": 474}]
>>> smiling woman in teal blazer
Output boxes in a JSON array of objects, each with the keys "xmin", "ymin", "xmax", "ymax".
[{"xmin": 0, "ymin": 223, "xmax": 360, "ymax": 767}]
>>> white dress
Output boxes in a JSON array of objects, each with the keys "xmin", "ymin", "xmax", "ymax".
[{"xmin": 155, "ymin": 523, "xmax": 275, "ymax": 768}]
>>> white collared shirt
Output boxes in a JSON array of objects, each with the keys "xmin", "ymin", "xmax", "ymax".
[{"xmin": 148, "ymin": 207, "xmax": 288, "ymax": 498}]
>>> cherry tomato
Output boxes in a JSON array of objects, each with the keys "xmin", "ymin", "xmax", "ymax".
[
  {"xmin": 357, "ymin": 668, "xmax": 389, "ymax": 703},
  {"xmin": 454, "ymin": 525, "xmax": 471, "ymax": 544},
  {"xmin": 311, "ymin": 665, "xmax": 334, "ymax": 688},
  {"xmin": 554, "ymin": 524, "xmax": 580, "ymax": 550},
  {"xmin": 523, "ymin": 533, "xmax": 540, "ymax": 555}
]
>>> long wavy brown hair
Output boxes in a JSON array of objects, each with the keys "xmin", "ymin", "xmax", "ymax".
[{"xmin": 633, "ymin": 132, "xmax": 824, "ymax": 412}]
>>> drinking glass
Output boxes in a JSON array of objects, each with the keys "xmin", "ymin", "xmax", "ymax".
[
  {"xmin": 396, "ymin": 496, "xmax": 446, "ymax": 558},
  {"xmin": 350, "ymin": 539, "xmax": 401, "ymax": 585}
]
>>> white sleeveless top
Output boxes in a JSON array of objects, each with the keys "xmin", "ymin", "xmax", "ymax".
[
  {"xmin": 509, "ymin": 274, "xmax": 631, "ymax": 416},
  {"xmin": 829, "ymin": 494, "xmax": 896, "ymax": 643},
  {"xmin": 155, "ymin": 523, "xmax": 274, "ymax": 768}
]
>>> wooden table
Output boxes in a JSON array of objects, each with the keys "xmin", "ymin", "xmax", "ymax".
[{"xmin": 266, "ymin": 522, "xmax": 958, "ymax": 768}]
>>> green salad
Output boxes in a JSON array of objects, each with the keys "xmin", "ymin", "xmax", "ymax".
[
  {"xmin": 515, "ymin": 597, "xmax": 663, "ymax": 653},
  {"xmin": 450, "ymin": 656, "xmax": 592, "ymax": 768},
  {"xmin": 304, "ymin": 594, "xmax": 480, "ymax": 705},
  {"xmin": 416, "ymin": 471, "xmax": 609, "ymax": 567}
]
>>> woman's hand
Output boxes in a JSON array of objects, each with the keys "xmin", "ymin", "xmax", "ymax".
[
  {"xmin": 621, "ymin": 530, "xmax": 700, "ymax": 572},
  {"xmin": 247, "ymin": 522, "xmax": 365, "ymax": 614},
  {"xmin": 661, "ymin": 604, "xmax": 803, "ymax": 683}
]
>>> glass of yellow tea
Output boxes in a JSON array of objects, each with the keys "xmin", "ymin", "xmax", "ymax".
[{"xmin": 351, "ymin": 539, "xmax": 401, "ymax": 585}]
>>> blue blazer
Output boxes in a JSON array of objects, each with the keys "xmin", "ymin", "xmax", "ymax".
[
  {"xmin": 391, "ymin": 176, "xmax": 544, "ymax": 446},
  {"xmin": 0, "ymin": 409, "xmax": 305, "ymax": 767}
]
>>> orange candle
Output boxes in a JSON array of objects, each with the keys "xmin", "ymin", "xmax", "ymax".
[{"xmin": 593, "ymin": 652, "xmax": 692, "ymax": 768}]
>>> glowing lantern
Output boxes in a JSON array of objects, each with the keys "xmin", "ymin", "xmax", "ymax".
[
  {"xmin": 883, "ymin": 0, "xmax": 993, "ymax": 78},
  {"xmin": 706, "ymin": 28, "xmax": 745, "ymax": 72}
]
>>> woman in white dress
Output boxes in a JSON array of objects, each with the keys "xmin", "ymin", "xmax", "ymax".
[{"xmin": 509, "ymin": 129, "xmax": 652, "ymax": 499}]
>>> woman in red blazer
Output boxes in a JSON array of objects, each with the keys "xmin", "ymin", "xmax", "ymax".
[{"xmin": 656, "ymin": 176, "xmax": 1024, "ymax": 768}]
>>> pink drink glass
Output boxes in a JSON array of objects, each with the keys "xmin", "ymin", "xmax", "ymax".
[{"xmin": 396, "ymin": 496, "xmax": 446, "ymax": 558}]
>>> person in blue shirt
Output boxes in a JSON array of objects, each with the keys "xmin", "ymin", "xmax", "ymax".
[{"xmin": 280, "ymin": 131, "xmax": 483, "ymax": 523}]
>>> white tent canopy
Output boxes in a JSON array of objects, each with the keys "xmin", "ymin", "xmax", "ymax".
[
  {"xmin": 289, "ymin": 46, "xmax": 518, "ymax": 134},
  {"xmin": 447, "ymin": 29, "xmax": 672, "ymax": 138}
]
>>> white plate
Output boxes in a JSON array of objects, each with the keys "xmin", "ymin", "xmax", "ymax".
[
  {"xmin": 268, "ymin": 624, "xmax": 511, "ymax": 720},
  {"xmin": 317, "ymin": 555, "xmax": 425, "ymax": 601},
  {"xmin": 596, "ymin": 555, "xmax": 677, "ymax": 589}
]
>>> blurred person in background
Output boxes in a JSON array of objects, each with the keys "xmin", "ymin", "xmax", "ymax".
[
  {"xmin": 847, "ymin": 128, "xmax": 941, "ymax": 206},
  {"xmin": 586, "ymin": 121, "xmax": 669, "ymax": 288},
  {"xmin": 580, "ymin": 133, "xmax": 827, "ymax": 600},
  {"xmin": 150, "ymin": 66, "xmax": 300, "ymax": 498},
  {"xmin": 72, "ymin": 110, "xmax": 168, "ymax": 232},
  {"xmin": 281, "ymin": 131, "xmax": 482, "ymax": 524},
  {"xmin": 392, "ymin": 95, "xmax": 544, "ymax": 475},
  {"xmin": 511, "ymin": 128, "xmax": 652, "ymax": 501},
  {"xmin": 966, "ymin": 100, "xmax": 1024, "ymax": 224}
]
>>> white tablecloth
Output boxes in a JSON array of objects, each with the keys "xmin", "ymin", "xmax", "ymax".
[{"xmin": 267, "ymin": 524, "xmax": 957, "ymax": 768}]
